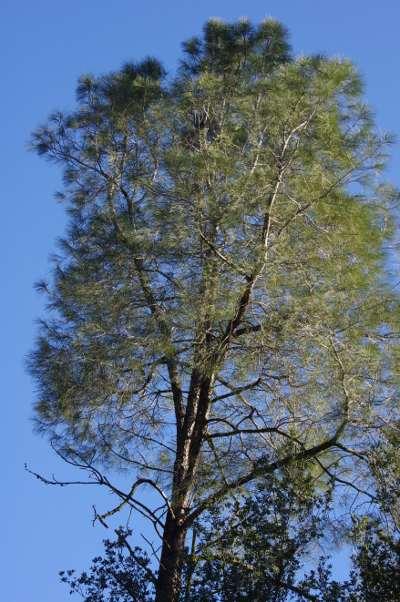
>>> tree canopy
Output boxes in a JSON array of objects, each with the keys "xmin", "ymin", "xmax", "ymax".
[{"xmin": 29, "ymin": 18, "xmax": 400, "ymax": 602}]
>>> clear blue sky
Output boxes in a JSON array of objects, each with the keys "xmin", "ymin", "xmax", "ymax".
[{"xmin": 1, "ymin": 1, "xmax": 399, "ymax": 600}]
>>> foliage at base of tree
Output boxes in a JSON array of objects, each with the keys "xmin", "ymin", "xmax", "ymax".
[
  {"xmin": 187, "ymin": 472, "xmax": 330, "ymax": 602},
  {"xmin": 60, "ymin": 528, "xmax": 154, "ymax": 602},
  {"xmin": 300, "ymin": 523, "xmax": 400, "ymax": 601},
  {"xmin": 61, "ymin": 478, "xmax": 400, "ymax": 602},
  {"xmin": 61, "ymin": 525, "xmax": 400, "ymax": 602}
]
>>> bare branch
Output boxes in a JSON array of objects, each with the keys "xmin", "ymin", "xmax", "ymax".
[{"xmin": 211, "ymin": 378, "xmax": 261, "ymax": 402}]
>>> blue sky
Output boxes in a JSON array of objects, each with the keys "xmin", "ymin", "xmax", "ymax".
[{"xmin": 1, "ymin": 1, "xmax": 399, "ymax": 600}]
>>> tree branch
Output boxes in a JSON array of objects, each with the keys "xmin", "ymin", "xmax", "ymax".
[{"xmin": 185, "ymin": 435, "xmax": 339, "ymax": 526}]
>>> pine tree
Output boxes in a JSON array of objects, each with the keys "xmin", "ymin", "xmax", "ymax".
[{"xmin": 29, "ymin": 19, "xmax": 400, "ymax": 602}]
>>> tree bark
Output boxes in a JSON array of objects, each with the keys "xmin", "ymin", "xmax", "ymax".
[{"xmin": 155, "ymin": 509, "xmax": 188, "ymax": 602}]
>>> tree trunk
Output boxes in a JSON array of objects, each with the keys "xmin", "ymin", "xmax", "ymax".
[
  {"xmin": 154, "ymin": 372, "xmax": 210, "ymax": 601},
  {"xmin": 155, "ymin": 509, "xmax": 188, "ymax": 602}
]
